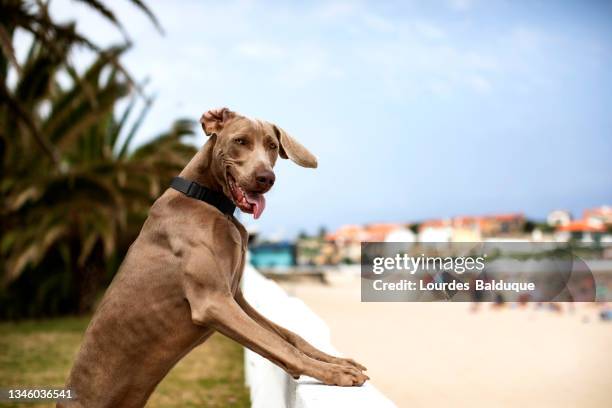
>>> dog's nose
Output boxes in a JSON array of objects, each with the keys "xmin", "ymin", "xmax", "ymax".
[{"xmin": 255, "ymin": 170, "xmax": 275, "ymax": 188}]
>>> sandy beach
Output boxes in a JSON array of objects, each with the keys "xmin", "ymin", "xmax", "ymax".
[{"xmin": 279, "ymin": 277, "xmax": 612, "ymax": 408}]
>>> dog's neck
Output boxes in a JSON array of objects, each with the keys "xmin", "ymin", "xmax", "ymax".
[{"xmin": 178, "ymin": 138, "xmax": 224, "ymax": 194}]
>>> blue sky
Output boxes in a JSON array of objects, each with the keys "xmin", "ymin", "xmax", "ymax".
[{"xmin": 37, "ymin": 0, "xmax": 612, "ymax": 237}]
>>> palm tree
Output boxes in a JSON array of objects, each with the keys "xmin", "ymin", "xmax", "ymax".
[
  {"xmin": 0, "ymin": 37, "xmax": 197, "ymax": 317},
  {"xmin": 0, "ymin": 0, "xmax": 162, "ymax": 167}
]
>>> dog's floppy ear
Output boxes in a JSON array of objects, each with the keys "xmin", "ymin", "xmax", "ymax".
[
  {"xmin": 200, "ymin": 107, "xmax": 236, "ymax": 136},
  {"xmin": 272, "ymin": 125, "xmax": 318, "ymax": 168}
]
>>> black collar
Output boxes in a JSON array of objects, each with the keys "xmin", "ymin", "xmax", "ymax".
[{"xmin": 170, "ymin": 177, "xmax": 236, "ymax": 215}]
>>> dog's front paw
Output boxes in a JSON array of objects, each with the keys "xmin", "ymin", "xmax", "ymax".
[
  {"xmin": 319, "ymin": 362, "xmax": 369, "ymax": 387},
  {"xmin": 332, "ymin": 357, "xmax": 368, "ymax": 372}
]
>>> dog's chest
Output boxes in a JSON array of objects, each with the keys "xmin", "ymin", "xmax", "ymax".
[
  {"xmin": 228, "ymin": 218, "xmax": 248, "ymax": 294},
  {"xmin": 230, "ymin": 246, "xmax": 246, "ymax": 294}
]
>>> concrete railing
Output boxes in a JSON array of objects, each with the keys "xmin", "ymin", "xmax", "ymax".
[{"xmin": 242, "ymin": 264, "xmax": 396, "ymax": 408}]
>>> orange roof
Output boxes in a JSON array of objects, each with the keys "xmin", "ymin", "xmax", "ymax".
[
  {"xmin": 364, "ymin": 223, "xmax": 402, "ymax": 241},
  {"xmin": 330, "ymin": 213, "xmax": 528, "ymax": 240},
  {"xmin": 419, "ymin": 219, "xmax": 450, "ymax": 229},
  {"xmin": 453, "ymin": 216, "xmax": 481, "ymax": 227},
  {"xmin": 584, "ymin": 206, "xmax": 612, "ymax": 219},
  {"xmin": 422, "ymin": 213, "xmax": 524, "ymax": 230},
  {"xmin": 326, "ymin": 224, "xmax": 366, "ymax": 242},
  {"xmin": 557, "ymin": 220, "xmax": 606, "ymax": 232},
  {"xmin": 365, "ymin": 223, "xmax": 401, "ymax": 234},
  {"xmin": 327, "ymin": 223, "xmax": 405, "ymax": 242},
  {"xmin": 583, "ymin": 206, "xmax": 612, "ymax": 224},
  {"xmin": 482, "ymin": 213, "xmax": 525, "ymax": 222}
]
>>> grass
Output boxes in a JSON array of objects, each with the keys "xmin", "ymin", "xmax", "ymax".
[{"xmin": 0, "ymin": 317, "xmax": 250, "ymax": 407}]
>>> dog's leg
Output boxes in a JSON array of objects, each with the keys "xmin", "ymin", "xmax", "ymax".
[
  {"xmin": 201, "ymin": 295, "xmax": 368, "ymax": 386},
  {"xmin": 181, "ymin": 247, "xmax": 366, "ymax": 386},
  {"xmin": 236, "ymin": 290, "xmax": 367, "ymax": 372}
]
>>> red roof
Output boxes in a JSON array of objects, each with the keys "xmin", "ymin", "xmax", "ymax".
[
  {"xmin": 489, "ymin": 213, "xmax": 525, "ymax": 222},
  {"xmin": 327, "ymin": 223, "xmax": 404, "ymax": 242},
  {"xmin": 364, "ymin": 223, "xmax": 402, "ymax": 241},
  {"xmin": 584, "ymin": 206, "xmax": 612, "ymax": 215},
  {"xmin": 557, "ymin": 220, "xmax": 606, "ymax": 232},
  {"xmin": 420, "ymin": 219, "xmax": 450, "ymax": 229},
  {"xmin": 424, "ymin": 213, "xmax": 525, "ymax": 230},
  {"xmin": 326, "ymin": 225, "xmax": 365, "ymax": 242}
]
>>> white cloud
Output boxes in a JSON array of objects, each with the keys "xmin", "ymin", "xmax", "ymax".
[
  {"xmin": 466, "ymin": 75, "xmax": 492, "ymax": 93},
  {"xmin": 34, "ymin": 1, "xmax": 573, "ymax": 134},
  {"xmin": 412, "ymin": 21, "xmax": 446, "ymax": 40},
  {"xmin": 277, "ymin": 46, "xmax": 344, "ymax": 86},
  {"xmin": 235, "ymin": 42, "xmax": 285, "ymax": 59},
  {"xmin": 362, "ymin": 13, "xmax": 396, "ymax": 32},
  {"xmin": 463, "ymin": 51, "xmax": 499, "ymax": 71},
  {"xmin": 449, "ymin": 0, "xmax": 475, "ymax": 12},
  {"xmin": 314, "ymin": 1, "xmax": 357, "ymax": 19},
  {"xmin": 509, "ymin": 26, "xmax": 548, "ymax": 51},
  {"xmin": 430, "ymin": 80, "xmax": 453, "ymax": 97}
]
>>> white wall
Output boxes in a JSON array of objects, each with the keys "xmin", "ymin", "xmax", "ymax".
[{"xmin": 241, "ymin": 265, "xmax": 396, "ymax": 408}]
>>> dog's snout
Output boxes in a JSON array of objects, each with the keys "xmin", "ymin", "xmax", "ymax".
[{"xmin": 255, "ymin": 170, "xmax": 275, "ymax": 188}]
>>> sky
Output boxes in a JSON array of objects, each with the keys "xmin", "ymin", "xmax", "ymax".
[{"xmin": 25, "ymin": 0, "xmax": 612, "ymax": 237}]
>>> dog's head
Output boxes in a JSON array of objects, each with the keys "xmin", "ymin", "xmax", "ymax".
[{"xmin": 200, "ymin": 107, "xmax": 317, "ymax": 219}]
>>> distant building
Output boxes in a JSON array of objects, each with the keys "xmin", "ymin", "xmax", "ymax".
[
  {"xmin": 555, "ymin": 221, "xmax": 606, "ymax": 244},
  {"xmin": 478, "ymin": 213, "xmax": 526, "ymax": 237},
  {"xmin": 418, "ymin": 219, "xmax": 453, "ymax": 242},
  {"xmin": 553, "ymin": 206, "xmax": 612, "ymax": 244},
  {"xmin": 325, "ymin": 225, "xmax": 365, "ymax": 264},
  {"xmin": 321, "ymin": 209, "xmax": 612, "ymax": 262},
  {"xmin": 364, "ymin": 223, "xmax": 404, "ymax": 242},
  {"xmin": 451, "ymin": 216, "xmax": 483, "ymax": 241},
  {"xmin": 323, "ymin": 223, "xmax": 409, "ymax": 263},
  {"xmin": 547, "ymin": 210, "xmax": 572, "ymax": 227},
  {"xmin": 326, "ymin": 224, "xmax": 368, "ymax": 243},
  {"xmin": 418, "ymin": 213, "xmax": 525, "ymax": 242},
  {"xmin": 249, "ymin": 242, "xmax": 296, "ymax": 268},
  {"xmin": 583, "ymin": 206, "xmax": 612, "ymax": 226},
  {"xmin": 295, "ymin": 237, "xmax": 339, "ymax": 266},
  {"xmin": 384, "ymin": 228, "xmax": 416, "ymax": 243}
]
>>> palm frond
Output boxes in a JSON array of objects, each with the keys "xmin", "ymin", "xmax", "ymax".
[
  {"xmin": 117, "ymin": 95, "xmax": 154, "ymax": 158},
  {"xmin": 123, "ymin": 0, "xmax": 164, "ymax": 34},
  {"xmin": 0, "ymin": 79, "xmax": 61, "ymax": 165},
  {"xmin": 14, "ymin": 37, "xmax": 68, "ymax": 107},
  {"xmin": 51, "ymin": 81, "xmax": 130, "ymax": 151},
  {"xmin": 0, "ymin": 23, "xmax": 20, "ymax": 74},
  {"xmin": 43, "ymin": 46, "xmax": 127, "ymax": 139},
  {"xmin": 107, "ymin": 96, "xmax": 137, "ymax": 149}
]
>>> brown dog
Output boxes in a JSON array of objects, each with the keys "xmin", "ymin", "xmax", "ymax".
[{"xmin": 60, "ymin": 108, "xmax": 368, "ymax": 408}]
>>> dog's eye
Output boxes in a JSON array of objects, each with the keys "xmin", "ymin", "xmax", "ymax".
[
  {"xmin": 269, "ymin": 142, "xmax": 278, "ymax": 150},
  {"xmin": 234, "ymin": 138, "xmax": 246, "ymax": 145}
]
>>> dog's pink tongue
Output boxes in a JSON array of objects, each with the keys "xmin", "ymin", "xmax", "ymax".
[{"xmin": 245, "ymin": 193, "xmax": 266, "ymax": 219}]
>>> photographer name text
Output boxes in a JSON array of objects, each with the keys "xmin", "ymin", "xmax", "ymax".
[
  {"xmin": 370, "ymin": 254, "xmax": 535, "ymax": 293},
  {"xmin": 373, "ymin": 279, "xmax": 535, "ymax": 293}
]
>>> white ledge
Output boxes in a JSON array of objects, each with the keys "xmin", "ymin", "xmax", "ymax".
[{"xmin": 242, "ymin": 264, "xmax": 396, "ymax": 408}]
